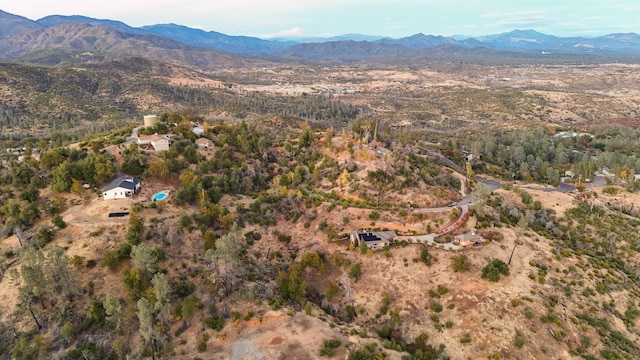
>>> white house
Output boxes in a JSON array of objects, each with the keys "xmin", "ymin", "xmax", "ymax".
[
  {"xmin": 192, "ymin": 126, "xmax": 205, "ymax": 136},
  {"xmin": 103, "ymin": 177, "xmax": 141, "ymax": 200},
  {"xmin": 192, "ymin": 122, "xmax": 205, "ymax": 136},
  {"xmin": 137, "ymin": 134, "xmax": 171, "ymax": 151}
]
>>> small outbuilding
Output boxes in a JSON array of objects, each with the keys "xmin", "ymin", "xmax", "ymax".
[
  {"xmin": 196, "ymin": 138, "xmax": 213, "ymax": 149},
  {"xmin": 103, "ymin": 176, "xmax": 141, "ymax": 200}
]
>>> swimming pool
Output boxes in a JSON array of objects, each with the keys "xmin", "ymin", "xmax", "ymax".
[{"xmin": 151, "ymin": 190, "xmax": 169, "ymax": 201}]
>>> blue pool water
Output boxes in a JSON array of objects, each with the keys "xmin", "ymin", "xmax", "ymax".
[{"xmin": 152, "ymin": 191, "xmax": 169, "ymax": 201}]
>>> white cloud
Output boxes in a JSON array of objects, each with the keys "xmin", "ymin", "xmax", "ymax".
[
  {"xmin": 259, "ymin": 27, "xmax": 305, "ymax": 38},
  {"xmin": 277, "ymin": 27, "xmax": 304, "ymax": 37},
  {"xmin": 480, "ymin": 9, "xmax": 550, "ymax": 29}
]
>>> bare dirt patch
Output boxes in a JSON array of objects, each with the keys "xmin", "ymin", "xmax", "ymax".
[
  {"xmin": 203, "ymin": 313, "xmax": 349, "ymax": 360},
  {"xmin": 166, "ymin": 76, "xmax": 225, "ymax": 88},
  {"xmin": 517, "ymin": 186, "xmax": 576, "ymax": 217}
]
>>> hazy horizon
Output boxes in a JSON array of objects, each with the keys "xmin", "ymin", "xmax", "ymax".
[{"xmin": 2, "ymin": 1, "xmax": 638, "ymax": 39}]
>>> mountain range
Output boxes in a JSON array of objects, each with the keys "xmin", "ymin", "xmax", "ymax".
[{"xmin": 1, "ymin": 9, "xmax": 639, "ymax": 67}]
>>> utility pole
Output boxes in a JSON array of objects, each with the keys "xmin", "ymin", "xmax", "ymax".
[
  {"xmin": 508, "ymin": 242, "xmax": 517, "ymax": 265},
  {"xmin": 373, "ymin": 119, "xmax": 378, "ymax": 144}
]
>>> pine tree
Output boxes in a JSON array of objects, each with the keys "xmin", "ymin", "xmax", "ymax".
[
  {"xmin": 104, "ymin": 294, "xmax": 123, "ymax": 331},
  {"xmin": 131, "ymin": 243, "xmax": 158, "ymax": 274}
]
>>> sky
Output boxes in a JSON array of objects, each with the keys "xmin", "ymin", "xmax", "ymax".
[{"xmin": 2, "ymin": 0, "xmax": 639, "ymax": 39}]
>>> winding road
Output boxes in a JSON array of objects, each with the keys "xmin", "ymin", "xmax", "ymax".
[{"xmin": 397, "ymin": 145, "xmax": 604, "ymax": 250}]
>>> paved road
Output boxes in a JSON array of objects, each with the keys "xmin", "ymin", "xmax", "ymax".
[
  {"xmin": 131, "ymin": 125, "xmax": 143, "ymax": 139},
  {"xmin": 397, "ymin": 234, "xmax": 460, "ymax": 250},
  {"xmin": 422, "ymin": 148, "xmax": 463, "ymax": 172},
  {"xmin": 475, "ymin": 176, "xmax": 502, "ymax": 191},
  {"xmin": 395, "ymin": 146, "xmax": 614, "ymax": 252},
  {"xmin": 402, "ymin": 203, "xmax": 469, "ymax": 251},
  {"xmin": 586, "ymin": 175, "xmax": 608, "ymax": 189},
  {"xmin": 124, "ymin": 125, "xmax": 144, "ymax": 145},
  {"xmin": 412, "ymin": 206, "xmax": 456, "ymax": 213}
]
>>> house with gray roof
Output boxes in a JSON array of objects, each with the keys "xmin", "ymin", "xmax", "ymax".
[{"xmin": 102, "ymin": 176, "xmax": 141, "ymax": 200}]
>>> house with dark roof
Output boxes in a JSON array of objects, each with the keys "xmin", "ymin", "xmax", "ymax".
[
  {"xmin": 350, "ymin": 230, "xmax": 397, "ymax": 250},
  {"xmin": 102, "ymin": 176, "xmax": 141, "ymax": 200}
]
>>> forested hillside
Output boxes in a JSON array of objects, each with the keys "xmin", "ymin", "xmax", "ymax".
[
  {"xmin": 0, "ymin": 59, "xmax": 363, "ymax": 141},
  {"xmin": 0, "ymin": 51, "xmax": 640, "ymax": 360}
]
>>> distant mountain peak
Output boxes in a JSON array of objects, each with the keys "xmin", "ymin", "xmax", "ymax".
[
  {"xmin": 0, "ymin": 9, "xmax": 43, "ymax": 38},
  {"xmin": 476, "ymin": 29, "xmax": 557, "ymax": 43},
  {"xmin": 1, "ymin": 8, "xmax": 640, "ymax": 63},
  {"xmin": 509, "ymin": 29, "xmax": 548, "ymax": 36}
]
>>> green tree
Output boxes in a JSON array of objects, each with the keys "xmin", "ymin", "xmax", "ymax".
[
  {"xmin": 451, "ymin": 254, "xmax": 471, "ymax": 272},
  {"xmin": 34, "ymin": 226, "xmax": 54, "ymax": 247},
  {"xmin": 2, "ymin": 199, "xmax": 40, "ymax": 226},
  {"xmin": 358, "ymin": 239, "xmax": 368, "ymax": 254},
  {"xmin": 104, "ymin": 294, "xmax": 123, "ymax": 331},
  {"xmin": 39, "ymin": 149, "xmax": 66, "ymax": 170},
  {"xmin": 180, "ymin": 295, "xmax": 199, "ymax": 326},
  {"xmin": 52, "ymin": 214, "xmax": 66, "ymax": 229},
  {"xmin": 152, "ymin": 273, "xmax": 172, "ymax": 325},
  {"xmin": 126, "ymin": 214, "xmax": 145, "ymax": 245},
  {"xmin": 19, "ymin": 184, "xmax": 39, "ymax": 203},
  {"xmin": 277, "ymin": 262, "xmax": 307, "ymax": 305},
  {"xmin": 349, "ymin": 263, "xmax": 363, "ymax": 281},
  {"xmin": 299, "ymin": 129, "xmax": 314, "ymax": 148},
  {"xmin": 465, "ymin": 161, "xmax": 474, "ymax": 180},
  {"xmin": 203, "ymin": 230, "xmax": 216, "ymax": 251},
  {"xmin": 70, "ymin": 179, "xmax": 85, "ymax": 197},
  {"xmin": 121, "ymin": 156, "xmax": 146, "ymax": 176},
  {"xmin": 420, "ymin": 248, "xmax": 433, "ymax": 266},
  {"xmin": 136, "ymin": 298, "xmax": 157, "ymax": 358},
  {"xmin": 546, "ymin": 167, "xmax": 560, "ymax": 187},
  {"xmin": 93, "ymin": 156, "xmax": 116, "ymax": 184},
  {"xmin": 12, "ymin": 163, "xmax": 34, "ymax": 188},
  {"xmin": 325, "ymin": 282, "xmax": 340, "ymax": 300},
  {"xmin": 301, "ymin": 252, "xmax": 325, "ymax": 272},
  {"xmin": 47, "ymin": 246, "xmax": 81, "ymax": 300},
  {"xmin": 123, "ymin": 267, "xmax": 151, "ymax": 300},
  {"xmin": 20, "ymin": 246, "xmax": 48, "ymax": 302},
  {"xmin": 145, "ymin": 159, "xmax": 171, "ymax": 180},
  {"xmin": 204, "ymin": 224, "xmax": 242, "ymax": 297},
  {"xmin": 131, "ymin": 243, "xmax": 158, "ymax": 274},
  {"xmin": 481, "ymin": 259, "xmax": 510, "ymax": 282},
  {"xmin": 51, "ymin": 162, "xmax": 73, "ymax": 192},
  {"xmin": 87, "ymin": 139, "xmax": 103, "ymax": 152}
]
